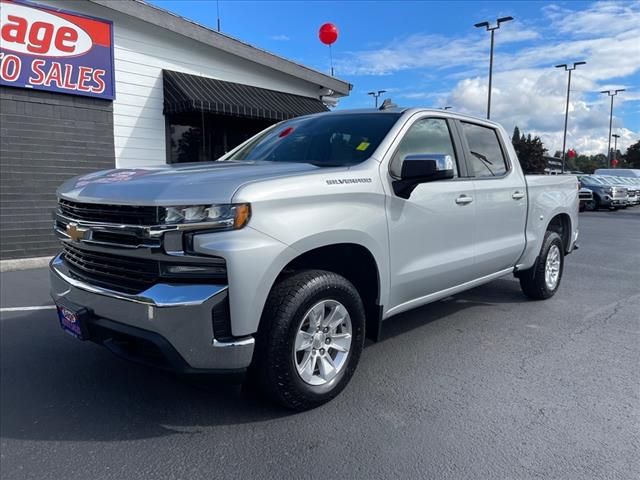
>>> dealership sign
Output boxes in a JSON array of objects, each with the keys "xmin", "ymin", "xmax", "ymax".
[{"xmin": 0, "ymin": 0, "xmax": 114, "ymax": 99}]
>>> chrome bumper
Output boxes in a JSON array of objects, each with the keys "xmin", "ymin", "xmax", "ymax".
[{"xmin": 49, "ymin": 255, "xmax": 254, "ymax": 371}]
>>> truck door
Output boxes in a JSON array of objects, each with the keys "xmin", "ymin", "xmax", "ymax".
[
  {"xmin": 384, "ymin": 116, "xmax": 477, "ymax": 313},
  {"xmin": 458, "ymin": 121, "xmax": 527, "ymax": 276}
]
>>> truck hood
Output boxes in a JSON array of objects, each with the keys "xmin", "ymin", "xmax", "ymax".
[{"xmin": 57, "ymin": 161, "xmax": 323, "ymax": 205}]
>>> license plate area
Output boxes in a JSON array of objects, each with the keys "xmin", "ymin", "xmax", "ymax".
[{"xmin": 56, "ymin": 300, "xmax": 91, "ymax": 340}]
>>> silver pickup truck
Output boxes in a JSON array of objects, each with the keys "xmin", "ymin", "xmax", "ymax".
[{"xmin": 50, "ymin": 108, "xmax": 579, "ymax": 410}]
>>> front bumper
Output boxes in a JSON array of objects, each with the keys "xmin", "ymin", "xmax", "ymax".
[
  {"xmin": 601, "ymin": 196, "xmax": 626, "ymax": 207},
  {"xmin": 49, "ymin": 255, "xmax": 255, "ymax": 374}
]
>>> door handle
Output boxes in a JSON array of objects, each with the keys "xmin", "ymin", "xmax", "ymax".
[
  {"xmin": 455, "ymin": 195, "xmax": 473, "ymax": 205},
  {"xmin": 512, "ymin": 191, "xmax": 525, "ymax": 200}
]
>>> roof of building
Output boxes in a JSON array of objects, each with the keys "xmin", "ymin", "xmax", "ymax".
[
  {"xmin": 162, "ymin": 70, "xmax": 329, "ymax": 120},
  {"xmin": 88, "ymin": 0, "xmax": 352, "ymax": 97}
]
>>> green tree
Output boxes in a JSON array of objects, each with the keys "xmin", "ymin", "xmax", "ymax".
[
  {"xmin": 624, "ymin": 140, "xmax": 640, "ymax": 168},
  {"xmin": 512, "ymin": 126, "xmax": 521, "ymax": 146},
  {"xmin": 511, "ymin": 127, "xmax": 547, "ymax": 173},
  {"xmin": 574, "ymin": 154, "xmax": 597, "ymax": 173}
]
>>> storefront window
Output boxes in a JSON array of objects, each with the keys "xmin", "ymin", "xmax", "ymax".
[{"xmin": 167, "ymin": 113, "xmax": 273, "ymax": 163}]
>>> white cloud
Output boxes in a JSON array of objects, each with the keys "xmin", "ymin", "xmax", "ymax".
[
  {"xmin": 335, "ymin": 34, "xmax": 485, "ymax": 76},
  {"xmin": 445, "ymin": 69, "xmax": 639, "ymax": 155},
  {"xmin": 543, "ymin": 1, "xmax": 640, "ymax": 37},
  {"xmin": 492, "ymin": 27, "xmax": 540, "ymax": 44},
  {"xmin": 337, "ymin": 1, "xmax": 640, "ymax": 155}
]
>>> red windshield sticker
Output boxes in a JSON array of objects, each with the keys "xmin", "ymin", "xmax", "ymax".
[{"xmin": 279, "ymin": 127, "xmax": 294, "ymax": 138}]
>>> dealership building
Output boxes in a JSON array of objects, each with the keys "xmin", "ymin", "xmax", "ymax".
[{"xmin": 0, "ymin": 0, "xmax": 351, "ymax": 261}]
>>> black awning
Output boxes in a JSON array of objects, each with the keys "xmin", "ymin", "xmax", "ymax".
[{"xmin": 162, "ymin": 70, "xmax": 328, "ymax": 121}]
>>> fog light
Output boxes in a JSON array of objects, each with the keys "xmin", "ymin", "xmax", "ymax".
[{"xmin": 161, "ymin": 264, "xmax": 226, "ymax": 276}]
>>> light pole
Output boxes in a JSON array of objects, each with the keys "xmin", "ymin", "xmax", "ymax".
[
  {"xmin": 612, "ymin": 133, "xmax": 620, "ymax": 166},
  {"xmin": 367, "ymin": 90, "xmax": 386, "ymax": 108},
  {"xmin": 556, "ymin": 61, "xmax": 586, "ymax": 174},
  {"xmin": 600, "ymin": 89, "xmax": 625, "ymax": 168},
  {"xmin": 474, "ymin": 16, "xmax": 513, "ymax": 119}
]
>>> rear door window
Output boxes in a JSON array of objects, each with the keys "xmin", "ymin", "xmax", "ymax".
[{"xmin": 461, "ymin": 122, "xmax": 508, "ymax": 178}]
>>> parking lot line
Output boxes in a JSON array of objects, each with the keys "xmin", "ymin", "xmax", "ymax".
[{"xmin": 0, "ymin": 306, "xmax": 56, "ymax": 313}]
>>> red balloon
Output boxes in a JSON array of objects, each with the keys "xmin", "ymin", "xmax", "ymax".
[{"xmin": 319, "ymin": 23, "xmax": 338, "ymax": 45}]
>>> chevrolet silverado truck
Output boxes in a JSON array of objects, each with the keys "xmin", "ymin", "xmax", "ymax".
[{"xmin": 50, "ymin": 108, "xmax": 579, "ymax": 410}]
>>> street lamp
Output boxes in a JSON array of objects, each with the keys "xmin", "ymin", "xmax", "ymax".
[
  {"xmin": 611, "ymin": 133, "xmax": 621, "ymax": 166},
  {"xmin": 367, "ymin": 90, "xmax": 387, "ymax": 108},
  {"xmin": 474, "ymin": 16, "xmax": 513, "ymax": 119},
  {"xmin": 600, "ymin": 89, "xmax": 625, "ymax": 168},
  {"xmin": 556, "ymin": 61, "xmax": 586, "ymax": 174}
]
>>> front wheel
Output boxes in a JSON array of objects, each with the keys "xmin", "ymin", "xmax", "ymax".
[
  {"xmin": 519, "ymin": 231, "xmax": 564, "ymax": 300},
  {"xmin": 254, "ymin": 270, "xmax": 365, "ymax": 410}
]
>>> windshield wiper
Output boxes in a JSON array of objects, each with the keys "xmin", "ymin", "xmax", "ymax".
[
  {"xmin": 308, "ymin": 162, "xmax": 348, "ymax": 167},
  {"xmin": 470, "ymin": 150, "xmax": 495, "ymax": 176}
]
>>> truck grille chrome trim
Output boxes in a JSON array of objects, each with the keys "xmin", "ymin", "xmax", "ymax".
[
  {"xmin": 55, "ymin": 208, "xmax": 231, "ymax": 249},
  {"xmin": 59, "ymin": 199, "xmax": 162, "ymax": 225},
  {"xmin": 51, "ymin": 255, "xmax": 228, "ymax": 307},
  {"xmin": 62, "ymin": 243, "xmax": 159, "ymax": 294}
]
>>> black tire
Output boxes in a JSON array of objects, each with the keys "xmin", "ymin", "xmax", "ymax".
[
  {"xmin": 254, "ymin": 270, "xmax": 365, "ymax": 411},
  {"xmin": 519, "ymin": 231, "xmax": 564, "ymax": 300},
  {"xmin": 585, "ymin": 198, "xmax": 597, "ymax": 211}
]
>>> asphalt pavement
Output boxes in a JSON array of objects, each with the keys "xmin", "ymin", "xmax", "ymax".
[{"xmin": 1, "ymin": 209, "xmax": 639, "ymax": 480}]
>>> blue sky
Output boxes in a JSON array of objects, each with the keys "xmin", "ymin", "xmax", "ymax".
[{"xmin": 151, "ymin": 0, "xmax": 639, "ymax": 155}]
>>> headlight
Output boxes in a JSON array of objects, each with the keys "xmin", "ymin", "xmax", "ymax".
[
  {"xmin": 163, "ymin": 203, "xmax": 251, "ymax": 230},
  {"xmin": 604, "ymin": 187, "xmax": 613, "ymax": 194}
]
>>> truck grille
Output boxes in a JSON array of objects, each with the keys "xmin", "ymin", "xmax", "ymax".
[
  {"xmin": 62, "ymin": 243, "xmax": 159, "ymax": 294},
  {"xmin": 59, "ymin": 199, "xmax": 162, "ymax": 225},
  {"xmin": 579, "ymin": 191, "xmax": 592, "ymax": 200},
  {"xmin": 613, "ymin": 189, "xmax": 627, "ymax": 199}
]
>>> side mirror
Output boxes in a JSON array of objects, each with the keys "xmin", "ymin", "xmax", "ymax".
[{"xmin": 393, "ymin": 154, "xmax": 455, "ymax": 199}]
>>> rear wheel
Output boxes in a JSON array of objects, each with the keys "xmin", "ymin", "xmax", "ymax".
[
  {"xmin": 519, "ymin": 231, "xmax": 564, "ymax": 300},
  {"xmin": 254, "ymin": 270, "xmax": 365, "ymax": 410}
]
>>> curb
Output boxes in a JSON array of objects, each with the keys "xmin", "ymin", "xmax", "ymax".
[{"xmin": 0, "ymin": 256, "xmax": 53, "ymax": 272}]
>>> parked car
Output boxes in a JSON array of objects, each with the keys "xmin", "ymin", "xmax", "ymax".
[
  {"xmin": 597, "ymin": 176, "xmax": 634, "ymax": 207},
  {"xmin": 579, "ymin": 175, "xmax": 628, "ymax": 210},
  {"xmin": 50, "ymin": 108, "xmax": 579, "ymax": 410},
  {"xmin": 619, "ymin": 177, "xmax": 640, "ymax": 205},
  {"xmin": 578, "ymin": 186, "xmax": 594, "ymax": 212},
  {"xmin": 594, "ymin": 168, "xmax": 640, "ymax": 178}
]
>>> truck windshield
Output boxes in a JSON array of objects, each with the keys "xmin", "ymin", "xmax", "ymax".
[
  {"xmin": 597, "ymin": 177, "xmax": 616, "ymax": 185},
  {"xmin": 581, "ymin": 176, "xmax": 602, "ymax": 185},
  {"xmin": 225, "ymin": 113, "xmax": 401, "ymax": 167}
]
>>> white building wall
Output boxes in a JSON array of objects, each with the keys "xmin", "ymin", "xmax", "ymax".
[{"xmin": 41, "ymin": 1, "xmax": 325, "ymax": 168}]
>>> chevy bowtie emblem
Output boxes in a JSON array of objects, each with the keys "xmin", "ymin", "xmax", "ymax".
[{"xmin": 66, "ymin": 222, "xmax": 89, "ymax": 242}]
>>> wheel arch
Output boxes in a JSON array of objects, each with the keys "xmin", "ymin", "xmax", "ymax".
[
  {"xmin": 546, "ymin": 213, "xmax": 572, "ymax": 253},
  {"xmin": 273, "ymin": 242, "xmax": 383, "ymax": 342}
]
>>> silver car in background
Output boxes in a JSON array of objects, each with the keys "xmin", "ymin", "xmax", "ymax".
[
  {"xmin": 597, "ymin": 176, "xmax": 634, "ymax": 207},
  {"xmin": 619, "ymin": 177, "xmax": 640, "ymax": 205}
]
